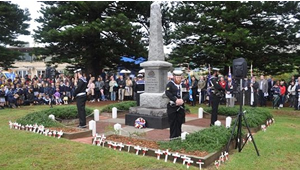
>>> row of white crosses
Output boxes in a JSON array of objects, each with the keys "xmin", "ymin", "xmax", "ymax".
[
  {"xmin": 155, "ymin": 149, "xmax": 204, "ymax": 169},
  {"xmin": 261, "ymin": 118, "xmax": 275, "ymax": 132},
  {"xmin": 9, "ymin": 121, "xmax": 64, "ymax": 139},
  {"xmin": 92, "ymin": 134, "xmax": 205, "ymax": 169},
  {"xmin": 92, "ymin": 134, "xmax": 149, "ymax": 155},
  {"xmin": 215, "ymin": 151, "xmax": 229, "ymax": 169}
]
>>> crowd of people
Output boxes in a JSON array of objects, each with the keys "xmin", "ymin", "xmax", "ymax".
[
  {"xmin": 174, "ymin": 73, "xmax": 300, "ymax": 110},
  {"xmin": 0, "ymin": 69, "xmax": 299, "ymax": 111},
  {"xmin": 0, "ymin": 71, "xmax": 144, "ymax": 109}
]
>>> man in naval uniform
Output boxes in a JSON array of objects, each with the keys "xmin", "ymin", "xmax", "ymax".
[
  {"xmin": 74, "ymin": 69, "xmax": 88, "ymax": 128},
  {"xmin": 135, "ymin": 74, "xmax": 145, "ymax": 106},
  {"xmin": 165, "ymin": 70, "xmax": 189, "ymax": 139},
  {"xmin": 209, "ymin": 68, "xmax": 224, "ymax": 126}
]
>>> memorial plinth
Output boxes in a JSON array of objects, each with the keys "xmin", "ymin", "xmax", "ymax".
[{"xmin": 125, "ymin": 2, "xmax": 172, "ymax": 129}]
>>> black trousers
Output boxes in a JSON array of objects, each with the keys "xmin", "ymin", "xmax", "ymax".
[
  {"xmin": 136, "ymin": 92, "xmax": 143, "ymax": 106},
  {"xmin": 76, "ymin": 95, "xmax": 87, "ymax": 126},
  {"xmin": 259, "ymin": 90, "xmax": 266, "ymax": 106},
  {"xmin": 167, "ymin": 104, "xmax": 185, "ymax": 139},
  {"xmin": 210, "ymin": 94, "xmax": 220, "ymax": 126}
]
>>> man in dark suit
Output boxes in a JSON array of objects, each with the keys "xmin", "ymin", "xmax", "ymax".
[{"xmin": 258, "ymin": 75, "xmax": 268, "ymax": 107}]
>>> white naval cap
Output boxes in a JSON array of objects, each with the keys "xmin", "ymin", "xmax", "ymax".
[
  {"xmin": 74, "ymin": 68, "xmax": 82, "ymax": 73},
  {"xmin": 212, "ymin": 67, "xmax": 220, "ymax": 71},
  {"xmin": 173, "ymin": 70, "xmax": 183, "ymax": 76}
]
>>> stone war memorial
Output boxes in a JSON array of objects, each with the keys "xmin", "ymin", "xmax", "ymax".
[{"xmin": 125, "ymin": 2, "xmax": 172, "ymax": 129}]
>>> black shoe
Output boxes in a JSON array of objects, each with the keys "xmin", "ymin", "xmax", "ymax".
[{"xmin": 77, "ymin": 125, "xmax": 87, "ymax": 128}]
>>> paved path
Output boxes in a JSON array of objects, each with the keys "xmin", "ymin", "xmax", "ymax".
[{"xmin": 71, "ymin": 111, "xmax": 226, "ymax": 144}]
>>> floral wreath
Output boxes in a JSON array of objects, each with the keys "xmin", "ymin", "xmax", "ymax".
[{"xmin": 134, "ymin": 117, "xmax": 146, "ymax": 129}]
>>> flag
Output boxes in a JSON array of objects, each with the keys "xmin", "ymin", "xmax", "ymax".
[
  {"xmin": 250, "ymin": 63, "xmax": 253, "ymax": 78},
  {"xmin": 188, "ymin": 73, "xmax": 193, "ymax": 101},
  {"xmin": 207, "ymin": 64, "xmax": 211, "ymax": 87},
  {"xmin": 228, "ymin": 66, "xmax": 232, "ymax": 79}
]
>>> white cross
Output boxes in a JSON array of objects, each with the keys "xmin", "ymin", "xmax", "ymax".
[
  {"xmin": 268, "ymin": 119, "xmax": 272, "ymax": 125},
  {"xmin": 172, "ymin": 152, "xmax": 181, "ymax": 163},
  {"xmin": 107, "ymin": 141, "xmax": 113, "ymax": 149},
  {"xmin": 181, "ymin": 155, "xmax": 191, "ymax": 165},
  {"xmin": 100, "ymin": 134, "xmax": 106, "ymax": 147},
  {"xmin": 247, "ymin": 133, "xmax": 252, "ymax": 142},
  {"xmin": 8, "ymin": 121, "xmax": 12, "ymax": 129},
  {"xmin": 155, "ymin": 149, "xmax": 163, "ymax": 160},
  {"xmin": 142, "ymin": 147, "xmax": 148, "ymax": 156},
  {"xmin": 163, "ymin": 149, "xmax": 171, "ymax": 162},
  {"xmin": 127, "ymin": 142, "xmax": 133, "ymax": 152},
  {"xmin": 57, "ymin": 130, "xmax": 63, "ymax": 139},
  {"xmin": 220, "ymin": 152, "xmax": 225, "ymax": 163},
  {"xmin": 44, "ymin": 129, "xmax": 49, "ymax": 136},
  {"xmin": 112, "ymin": 142, "xmax": 118, "ymax": 150},
  {"xmin": 215, "ymin": 160, "xmax": 219, "ymax": 169},
  {"xmin": 224, "ymin": 151, "xmax": 229, "ymax": 161},
  {"xmin": 118, "ymin": 143, "xmax": 125, "ymax": 151},
  {"xmin": 186, "ymin": 159, "xmax": 194, "ymax": 169},
  {"xmin": 29, "ymin": 124, "xmax": 33, "ymax": 131},
  {"xmin": 48, "ymin": 131, "xmax": 52, "ymax": 137},
  {"xmin": 15, "ymin": 123, "xmax": 18, "ymax": 129},
  {"xmin": 134, "ymin": 145, "xmax": 142, "ymax": 155},
  {"xmin": 196, "ymin": 159, "xmax": 204, "ymax": 170},
  {"xmin": 33, "ymin": 124, "xmax": 38, "ymax": 133}
]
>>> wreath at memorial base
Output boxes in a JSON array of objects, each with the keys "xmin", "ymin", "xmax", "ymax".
[{"xmin": 134, "ymin": 117, "xmax": 146, "ymax": 129}]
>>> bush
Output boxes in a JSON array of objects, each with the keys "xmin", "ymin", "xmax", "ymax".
[
  {"xmin": 16, "ymin": 106, "xmax": 94, "ymax": 127},
  {"xmin": 205, "ymin": 106, "xmax": 273, "ymax": 128},
  {"xmin": 159, "ymin": 126, "xmax": 232, "ymax": 153},
  {"xmin": 16, "ymin": 112, "xmax": 63, "ymax": 127},
  {"xmin": 42, "ymin": 106, "xmax": 94, "ymax": 119},
  {"xmin": 101, "ymin": 101, "xmax": 136, "ymax": 112}
]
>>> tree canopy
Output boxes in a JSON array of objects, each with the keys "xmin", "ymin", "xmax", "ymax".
[
  {"xmin": 34, "ymin": 1, "xmax": 151, "ymax": 75},
  {"xmin": 0, "ymin": 1, "xmax": 30, "ymax": 69},
  {"xmin": 167, "ymin": 1, "xmax": 300, "ymax": 75}
]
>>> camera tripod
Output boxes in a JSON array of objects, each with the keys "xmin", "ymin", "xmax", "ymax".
[{"xmin": 226, "ymin": 79, "xmax": 260, "ymax": 156}]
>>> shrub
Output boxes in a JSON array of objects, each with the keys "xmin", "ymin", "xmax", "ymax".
[
  {"xmin": 16, "ymin": 112, "xmax": 63, "ymax": 127},
  {"xmin": 205, "ymin": 106, "xmax": 272, "ymax": 128},
  {"xmin": 159, "ymin": 126, "xmax": 232, "ymax": 153},
  {"xmin": 42, "ymin": 106, "xmax": 94, "ymax": 119},
  {"xmin": 101, "ymin": 101, "xmax": 136, "ymax": 112},
  {"xmin": 16, "ymin": 106, "xmax": 94, "ymax": 127}
]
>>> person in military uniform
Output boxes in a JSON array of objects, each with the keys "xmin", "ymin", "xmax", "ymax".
[
  {"xmin": 209, "ymin": 68, "xmax": 224, "ymax": 126},
  {"xmin": 165, "ymin": 70, "xmax": 189, "ymax": 139},
  {"xmin": 135, "ymin": 74, "xmax": 145, "ymax": 106},
  {"xmin": 74, "ymin": 69, "xmax": 88, "ymax": 128}
]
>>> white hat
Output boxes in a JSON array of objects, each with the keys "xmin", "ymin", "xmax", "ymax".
[
  {"xmin": 74, "ymin": 68, "xmax": 82, "ymax": 73},
  {"xmin": 212, "ymin": 68, "xmax": 220, "ymax": 71},
  {"xmin": 173, "ymin": 70, "xmax": 183, "ymax": 76},
  {"xmin": 137, "ymin": 74, "xmax": 143, "ymax": 77}
]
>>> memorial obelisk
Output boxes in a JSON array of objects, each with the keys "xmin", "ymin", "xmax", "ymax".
[{"xmin": 125, "ymin": 2, "xmax": 172, "ymax": 129}]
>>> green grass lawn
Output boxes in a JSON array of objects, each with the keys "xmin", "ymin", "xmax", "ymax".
[
  {"xmin": 0, "ymin": 105, "xmax": 188, "ymax": 170},
  {"xmin": 1, "ymin": 104, "xmax": 300, "ymax": 170}
]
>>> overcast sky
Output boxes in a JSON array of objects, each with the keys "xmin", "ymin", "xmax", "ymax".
[
  {"xmin": 12, "ymin": 1, "xmax": 173, "ymax": 53},
  {"xmin": 12, "ymin": 1, "xmax": 42, "ymax": 47}
]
